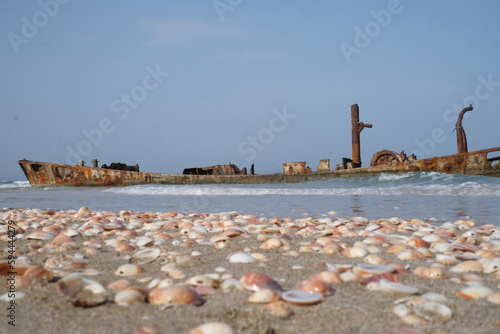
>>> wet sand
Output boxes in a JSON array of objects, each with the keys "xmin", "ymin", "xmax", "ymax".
[{"xmin": 1, "ymin": 208, "xmax": 499, "ymax": 334}]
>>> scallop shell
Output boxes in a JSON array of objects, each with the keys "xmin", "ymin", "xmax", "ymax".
[
  {"xmin": 298, "ymin": 278, "xmax": 335, "ymax": 296},
  {"xmin": 57, "ymin": 274, "xmax": 108, "ymax": 307},
  {"xmin": 132, "ymin": 248, "xmax": 161, "ymax": 265},
  {"xmin": 281, "ymin": 290, "xmax": 323, "ymax": 305},
  {"xmin": 341, "ymin": 246, "xmax": 368, "ymax": 258},
  {"xmin": 412, "ymin": 300, "xmax": 452, "ymax": 322},
  {"xmin": 149, "ymin": 285, "xmax": 205, "ymax": 305},
  {"xmin": 483, "ymin": 259, "xmax": 500, "ymax": 274},
  {"xmin": 239, "ymin": 273, "xmax": 283, "ymax": 292}
]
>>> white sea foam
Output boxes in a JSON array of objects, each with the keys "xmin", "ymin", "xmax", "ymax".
[{"xmin": 0, "ymin": 181, "xmax": 31, "ymax": 189}]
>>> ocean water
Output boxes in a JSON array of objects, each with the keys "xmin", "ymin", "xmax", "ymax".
[{"xmin": 1, "ymin": 172, "xmax": 500, "ymax": 225}]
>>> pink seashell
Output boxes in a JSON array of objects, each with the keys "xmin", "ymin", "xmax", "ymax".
[
  {"xmin": 239, "ymin": 273, "xmax": 283, "ymax": 292},
  {"xmin": 298, "ymin": 278, "xmax": 335, "ymax": 296},
  {"xmin": 149, "ymin": 285, "xmax": 205, "ymax": 305}
]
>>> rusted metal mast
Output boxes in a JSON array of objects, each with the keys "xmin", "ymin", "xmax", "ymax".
[
  {"xmin": 456, "ymin": 104, "xmax": 473, "ymax": 154},
  {"xmin": 351, "ymin": 104, "xmax": 372, "ymax": 167}
]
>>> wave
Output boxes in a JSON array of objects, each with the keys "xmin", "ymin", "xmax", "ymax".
[
  {"xmin": 103, "ymin": 172, "xmax": 500, "ymax": 197},
  {"xmin": 0, "ymin": 181, "xmax": 31, "ymax": 189}
]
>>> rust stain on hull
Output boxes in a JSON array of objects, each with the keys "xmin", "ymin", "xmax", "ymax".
[{"xmin": 18, "ymin": 148, "xmax": 500, "ymax": 187}]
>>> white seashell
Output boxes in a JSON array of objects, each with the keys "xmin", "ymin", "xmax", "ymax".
[
  {"xmin": 26, "ymin": 230, "xmax": 54, "ymax": 240},
  {"xmin": 57, "ymin": 273, "xmax": 108, "ymax": 307},
  {"xmin": 185, "ymin": 275, "xmax": 219, "ymax": 288},
  {"xmin": 114, "ymin": 289, "xmax": 146, "ymax": 305},
  {"xmin": 377, "ymin": 279, "xmax": 418, "ymax": 295},
  {"xmin": 132, "ymin": 248, "xmax": 161, "ymax": 265},
  {"xmin": 114, "ymin": 264, "xmax": 145, "ymax": 276},
  {"xmin": 281, "ymin": 290, "xmax": 323, "ymax": 305},
  {"xmin": 220, "ymin": 278, "xmax": 241, "ymax": 291},
  {"xmin": 483, "ymin": 259, "xmax": 500, "ymax": 274},
  {"xmin": 456, "ymin": 285, "xmax": 493, "ymax": 299},
  {"xmin": 450, "ymin": 260, "xmax": 484, "ymax": 273},
  {"xmin": 420, "ymin": 292, "xmax": 448, "ymax": 303},
  {"xmin": 353, "ymin": 263, "xmax": 394, "ymax": 276},
  {"xmin": 229, "ymin": 252, "xmax": 255, "ymax": 264},
  {"xmin": 188, "ymin": 322, "xmax": 234, "ymax": 334},
  {"xmin": 413, "ymin": 300, "xmax": 452, "ymax": 322},
  {"xmin": 157, "ymin": 278, "xmax": 174, "ymax": 289},
  {"xmin": 148, "ymin": 278, "xmax": 161, "ymax": 289},
  {"xmin": 136, "ymin": 236, "xmax": 154, "ymax": 247},
  {"xmin": 392, "ymin": 304, "xmax": 410, "ymax": 318},
  {"xmin": 247, "ymin": 289, "xmax": 280, "ymax": 304}
]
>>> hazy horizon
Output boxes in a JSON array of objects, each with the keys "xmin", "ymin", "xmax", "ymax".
[{"xmin": 2, "ymin": 1, "xmax": 500, "ymax": 181}]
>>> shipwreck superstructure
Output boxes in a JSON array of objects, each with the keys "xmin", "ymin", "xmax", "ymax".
[{"xmin": 19, "ymin": 104, "xmax": 500, "ymax": 187}]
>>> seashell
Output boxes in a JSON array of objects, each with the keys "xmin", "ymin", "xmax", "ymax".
[
  {"xmin": 188, "ymin": 322, "xmax": 234, "ymax": 334},
  {"xmin": 435, "ymin": 254, "xmax": 459, "ymax": 266},
  {"xmin": 339, "ymin": 271, "xmax": 362, "ymax": 282},
  {"xmin": 406, "ymin": 238, "xmax": 430, "ymax": 249},
  {"xmin": 450, "ymin": 260, "xmax": 483, "ymax": 273},
  {"xmin": 209, "ymin": 234, "xmax": 230, "ymax": 244},
  {"xmin": 392, "ymin": 304, "xmax": 410, "ymax": 318},
  {"xmin": 115, "ymin": 242, "xmax": 136, "ymax": 252},
  {"xmin": 251, "ymin": 253, "xmax": 268, "ymax": 262},
  {"xmin": 114, "ymin": 264, "xmax": 145, "ymax": 276},
  {"xmin": 149, "ymin": 285, "xmax": 204, "ymax": 306},
  {"xmin": 132, "ymin": 248, "xmax": 161, "ymax": 265},
  {"xmin": 353, "ymin": 263, "xmax": 395, "ymax": 276},
  {"xmin": 239, "ymin": 273, "xmax": 283, "ymax": 292},
  {"xmin": 157, "ymin": 278, "xmax": 174, "ymax": 289},
  {"xmin": 412, "ymin": 300, "xmax": 452, "ymax": 322},
  {"xmin": 483, "ymin": 259, "xmax": 500, "ymax": 274},
  {"xmin": 265, "ymin": 300, "xmax": 294, "ymax": 318},
  {"xmin": 228, "ymin": 252, "xmax": 255, "ymax": 264},
  {"xmin": 260, "ymin": 238, "xmax": 283, "ymax": 249},
  {"xmin": 132, "ymin": 326, "xmax": 158, "ymax": 334},
  {"xmin": 397, "ymin": 250, "xmax": 426, "ymax": 261},
  {"xmin": 247, "ymin": 288, "xmax": 280, "ymax": 304},
  {"xmin": 413, "ymin": 266, "xmax": 446, "ymax": 279},
  {"xmin": 282, "ymin": 290, "xmax": 323, "ymax": 306},
  {"xmin": 341, "ymin": 246, "xmax": 367, "ymax": 258},
  {"xmin": 307, "ymin": 271, "xmax": 342, "ymax": 284},
  {"xmin": 114, "ymin": 289, "xmax": 146, "ymax": 305},
  {"xmin": 371, "ymin": 279, "xmax": 418, "ymax": 295},
  {"xmin": 487, "ymin": 292, "xmax": 500, "ymax": 304},
  {"xmin": 456, "ymin": 285, "xmax": 493, "ymax": 299},
  {"xmin": 220, "ymin": 278, "xmax": 241, "ymax": 292},
  {"xmin": 23, "ymin": 265, "xmax": 53, "ymax": 281},
  {"xmin": 57, "ymin": 273, "xmax": 108, "ymax": 307},
  {"xmin": 185, "ymin": 275, "xmax": 219, "ymax": 288},
  {"xmin": 136, "ymin": 236, "xmax": 154, "ymax": 247},
  {"xmin": 364, "ymin": 254, "xmax": 388, "ymax": 265},
  {"xmin": 298, "ymin": 278, "xmax": 335, "ymax": 296},
  {"xmin": 401, "ymin": 314, "xmax": 428, "ymax": 325},
  {"xmin": 26, "ymin": 229, "xmax": 54, "ymax": 240},
  {"xmin": 459, "ymin": 274, "xmax": 483, "ymax": 282},
  {"xmin": 385, "ymin": 245, "xmax": 409, "ymax": 253},
  {"xmin": 360, "ymin": 273, "xmax": 400, "ymax": 285},
  {"xmin": 107, "ymin": 279, "xmax": 131, "ymax": 291}
]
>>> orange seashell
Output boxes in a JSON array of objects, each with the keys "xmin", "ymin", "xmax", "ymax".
[
  {"xmin": 265, "ymin": 300, "xmax": 294, "ymax": 318},
  {"xmin": 363, "ymin": 235, "xmax": 386, "ymax": 245},
  {"xmin": 298, "ymin": 278, "xmax": 335, "ymax": 296},
  {"xmin": 308, "ymin": 271, "xmax": 342, "ymax": 284},
  {"xmin": 23, "ymin": 265, "xmax": 53, "ymax": 281},
  {"xmin": 260, "ymin": 238, "xmax": 283, "ymax": 249},
  {"xmin": 341, "ymin": 246, "xmax": 368, "ymax": 258},
  {"xmin": 385, "ymin": 245, "xmax": 409, "ymax": 253},
  {"xmin": 364, "ymin": 254, "xmax": 389, "ymax": 265},
  {"xmin": 149, "ymin": 285, "xmax": 205, "ymax": 305},
  {"xmin": 450, "ymin": 260, "xmax": 483, "ymax": 273},
  {"xmin": 398, "ymin": 250, "xmax": 426, "ymax": 261},
  {"xmin": 456, "ymin": 285, "xmax": 493, "ymax": 299},
  {"xmin": 239, "ymin": 273, "xmax": 283, "ymax": 292},
  {"xmin": 407, "ymin": 238, "xmax": 430, "ymax": 249},
  {"xmin": 107, "ymin": 279, "xmax": 131, "ymax": 291},
  {"xmin": 115, "ymin": 242, "xmax": 136, "ymax": 252},
  {"xmin": 320, "ymin": 244, "xmax": 342, "ymax": 254},
  {"xmin": 132, "ymin": 326, "xmax": 158, "ymax": 334}
]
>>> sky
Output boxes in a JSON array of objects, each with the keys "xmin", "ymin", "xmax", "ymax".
[{"xmin": 1, "ymin": 0, "xmax": 500, "ymax": 181}]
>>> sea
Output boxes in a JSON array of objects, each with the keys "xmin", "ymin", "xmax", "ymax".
[{"xmin": 1, "ymin": 172, "xmax": 500, "ymax": 226}]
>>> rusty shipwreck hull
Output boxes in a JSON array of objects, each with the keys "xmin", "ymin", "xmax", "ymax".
[{"xmin": 18, "ymin": 148, "xmax": 500, "ymax": 187}]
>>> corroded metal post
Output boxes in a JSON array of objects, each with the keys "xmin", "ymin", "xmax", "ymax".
[
  {"xmin": 351, "ymin": 104, "xmax": 372, "ymax": 167},
  {"xmin": 456, "ymin": 104, "xmax": 473, "ymax": 154}
]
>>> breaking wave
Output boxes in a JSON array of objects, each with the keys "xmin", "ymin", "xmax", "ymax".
[{"xmin": 103, "ymin": 172, "xmax": 500, "ymax": 197}]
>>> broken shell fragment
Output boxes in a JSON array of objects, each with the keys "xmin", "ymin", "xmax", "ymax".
[{"xmin": 57, "ymin": 274, "xmax": 108, "ymax": 307}]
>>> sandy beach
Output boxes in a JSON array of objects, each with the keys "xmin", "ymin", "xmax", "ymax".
[{"xmin": 1, "ymin": 207, "xmax": 499, "ymax": 334}]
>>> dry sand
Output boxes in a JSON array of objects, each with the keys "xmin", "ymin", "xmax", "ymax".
[{"xmin": 1, "ymin": 208, "xmax": 499, "ymax": 334}]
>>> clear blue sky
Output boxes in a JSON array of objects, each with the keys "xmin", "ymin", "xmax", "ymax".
[{"xmin": 1, "ymin": 0, "xmax": 500, "ymax": 181}]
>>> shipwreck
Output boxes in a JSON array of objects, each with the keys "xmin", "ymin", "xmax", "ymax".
[{"xmin": 19, "ymin": 104, "xmax": 500, "ymax": 187}]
